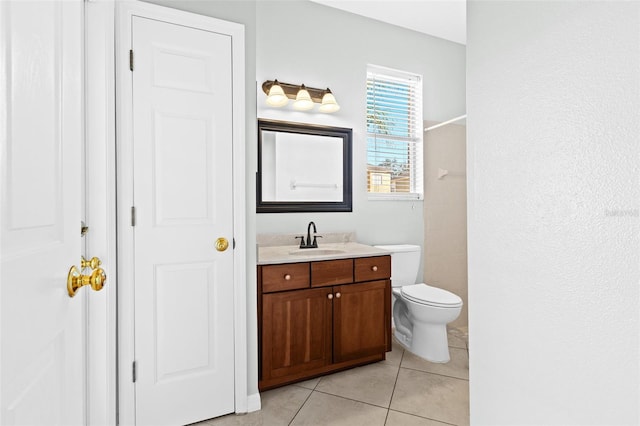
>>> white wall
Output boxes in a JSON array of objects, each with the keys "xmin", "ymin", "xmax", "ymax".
[
  {"xmin": 467, "ymin": 2, "xmax": 639, "ymax": 424},
  {"xmin": 256, "ymin": 1, "xmax": 466, "ymax": 280}
]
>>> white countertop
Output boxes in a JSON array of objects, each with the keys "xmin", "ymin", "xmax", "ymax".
[{"xmin": 258, "ymin": 242, "xmax": 390, "ymax": 265}]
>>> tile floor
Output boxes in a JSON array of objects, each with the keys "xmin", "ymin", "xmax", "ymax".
[{"xmin": 196, "ymin": 328, "xmax": 469, "ymax": 426}]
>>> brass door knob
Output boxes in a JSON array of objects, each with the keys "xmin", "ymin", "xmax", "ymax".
[
  {"xmin": 67, "ymin": 265, "xmax": 107, "ymax": 298},
  {"xmin": 215, "ymin": 237, "xmax": 229, "ymax": 252},
  {"xmin": 327, "ymin": 294, "xmax": 333, "ymax": 300},
  {"xmin": 335, "ymin": 292, "xmax": 341, "ymax": 298},
  {"xmin": 284, "ymin": 274, "xmax": 291, "ymax": 281},
  {"xmin": 371, "ymin": 266, "xmax": 378, "ymax": 272}
]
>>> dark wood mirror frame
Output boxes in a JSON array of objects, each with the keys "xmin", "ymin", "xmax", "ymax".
[{"xmin": 257, "ymin": 119, "xmax": 353, "ymax": 213}]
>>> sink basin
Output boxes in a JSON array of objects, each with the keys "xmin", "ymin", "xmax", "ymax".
[{"xmin": 288, "ymin": 249, "xmax": 346, "ymax": 256}]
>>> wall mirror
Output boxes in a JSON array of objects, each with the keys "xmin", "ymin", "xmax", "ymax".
[{"xmin": 257, "ymin": 119, "xmax": 352, "ymax": 213}]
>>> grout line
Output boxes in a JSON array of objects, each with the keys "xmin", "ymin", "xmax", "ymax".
[
  {"xmin": 387, "ymin": 409, "xmax": 458, "ymax": 426},
  {"xmin": 383, "ymin": 409, "xmax": 390, "ymax": 425},
  {"xmin": 288, "ymin": 386, "xmax": 316, "ymax": 426},
  {"xmin": 399, "ymin": 366, "xmax": 469, "ymax": 382},
  {"xmin": 291, "ymin": 380, "xmax": 319, "ymax": 391},
  {"xmin": 384, "ymin": 349, "xmax": 405, "ymax": 424},
  {"xmin": 449, "ymin": 345, "xmax": 468, "ymax": 350},
  {"xmin": 311, "ymin": 388, "xmax": 392, "ymax": 410}
]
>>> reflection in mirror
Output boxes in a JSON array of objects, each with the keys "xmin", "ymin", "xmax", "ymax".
[
  {"xmin": 261, "ymin": 131, "xmax": 343, "ymax": 202},
  {"xmin": 257, "ymin": 119, "xmax": 352, "ymax": 213}
]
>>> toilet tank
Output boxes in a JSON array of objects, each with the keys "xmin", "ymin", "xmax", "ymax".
[{"xmin": 374, "ymin": 244, "xmax": 421, "ymax": 287}]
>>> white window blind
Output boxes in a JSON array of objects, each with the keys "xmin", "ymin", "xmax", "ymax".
[{"xmin": 366, "ymin": 65, "xmax": 423, "ymax": 199}]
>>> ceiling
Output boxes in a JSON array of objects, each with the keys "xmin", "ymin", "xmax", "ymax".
[{"xmin": 309, "ymin": 0, "xmax": 466, "ymax": 45}]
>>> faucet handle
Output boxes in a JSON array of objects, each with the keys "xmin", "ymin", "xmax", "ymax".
[
  {"xmin": 295, "ymin": 236, "xmax": 306, "ymax": 248},
  {"xmin": 311, "ymin": 235, "xmax": 322, "ymax": 248}
]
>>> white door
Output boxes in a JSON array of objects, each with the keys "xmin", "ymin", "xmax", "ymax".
[
  {"xmin": 0, "ymin": 1, "xmax": 86, "ymax": 425},
  {"xmin": 131, "ymin": 16, "xmax": 235, "ymax": 425}
]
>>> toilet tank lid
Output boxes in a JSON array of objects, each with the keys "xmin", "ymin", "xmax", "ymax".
[{"xmin": 374, "ymin": 244, "xmax": 420, "ymax": 253}]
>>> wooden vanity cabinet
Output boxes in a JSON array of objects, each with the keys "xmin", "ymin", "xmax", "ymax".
[
  {"xmin": 258, "ymin": 255, "xmax": 391, "ymax": 391},
  {"xmin": 261, "ymin": 287, "xmax": 333, "ymax": 380},
  {"xmin": 333, "ymin": 279, "xmax": 388, "ymax": 363}
]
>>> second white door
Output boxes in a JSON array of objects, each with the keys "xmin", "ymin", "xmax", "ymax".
[{"xmin": 131, "ymin": 16, "xmax": 235, "ymax": 426}]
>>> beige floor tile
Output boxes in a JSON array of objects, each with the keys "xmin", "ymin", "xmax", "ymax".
[
  {"xmin": 401, "ymin": 347, "xmax": 468, "ymax": 380},
  {"xmin": 447, "ymin": 334, "xmax": 467, "ymax": 350},
  {"xmin": 382, "ymin": 339, "xmax": 405, "ymax": 366},
  {"xmin": 204, "ymin": 385, "xmax": 311, "ymax": 426},
  {"xmin": 385, "ymin": 410, "xmax": 451, "ymax": 426},
  {"xmin": 390, "ymin": 368, "xmax": 469, "ymax": 426},
  {"xmin": 291, "ymin": 392, "xmax": 387, "ymax": 426},
  {"xmin": 294, "ymin": 377, "xmax": 322, "ymax": 390},
  {"xmin": 315, "ymin": 362, "xmax": 399, "ymax": 407},
  {"xmin": 447, "ymin": 328, "xmax": 468, "ymax": 350}
]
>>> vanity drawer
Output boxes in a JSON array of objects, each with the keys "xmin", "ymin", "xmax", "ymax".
[
  {"xmin": 261, "ymin": 263, "xmax": 310, "ymax": 293},
  {"xmin": 311, "ymin": 259, "xmax": 354, "ymax": 287},
  {"xmin": 354, "ymin": 256, "xmax": 391, "ymax": 282}
]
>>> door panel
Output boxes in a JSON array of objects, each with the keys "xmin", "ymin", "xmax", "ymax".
[
  {"xmin": 262, "ymin": 288, "xmax": 333, "ymax": 380},
  {"xmin": 154, "ymin": 262, "xmax": 215, "ymax": 381},
  {"xmin": 154, "ymin": 112, "xmax": 213, "ymax": 225},
  {"xmin": 132, "ymin": 16, "xmax": 235, "ymax": 425},
  {"xmin": 333, "ymin": 280, "xmax": 388, "ymax": 363},
  {"xmin": 1, "ymin": 1, "xmax": 84, "ymax": 425}
]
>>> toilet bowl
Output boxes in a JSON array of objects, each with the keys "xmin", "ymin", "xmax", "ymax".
[{"xmin": 375, "ymin": 244, "xmax": 463, "ymax": 363}]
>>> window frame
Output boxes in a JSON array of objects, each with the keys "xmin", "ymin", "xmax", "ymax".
[{"xmin": 366, "ymin": 64, "xmax": 424, "ymax": 201}]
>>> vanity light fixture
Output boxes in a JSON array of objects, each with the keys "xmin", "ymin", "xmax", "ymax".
[
  {"xmin": 262, "ymin": 80, "xmax": 340, "ymax": 113},
  {"xmin": 319, "ymin": 88, "xmax": 340, "ymax": 113},
  {"xmin": 265, "ymin": 80, "xmax": 289, "ymax": 107},
  {"xmin": 293, "ymin": 85, "xmax": 314, "ymax": 111}
]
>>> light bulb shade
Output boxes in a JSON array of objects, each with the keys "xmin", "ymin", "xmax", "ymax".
[
  {"xmin": 266, "ymin": 82, "xmax": 288, "ymax": 107},
  {"xmin": 293, "ymin": 86, "xmax": 314, "ymax": 111},
  {"xmin": 319, "ymin": 90, "xmax": 340, "ymax": 113}
]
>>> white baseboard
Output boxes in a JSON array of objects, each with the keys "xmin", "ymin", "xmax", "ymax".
[{"xmin": 246, "ymin": 392, "xmax": 262, "ymax": 413}]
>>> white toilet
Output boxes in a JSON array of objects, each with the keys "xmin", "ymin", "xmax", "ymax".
[{"xmin": 375, "ymin": 244, "xmax": 463, "ymax": 363}]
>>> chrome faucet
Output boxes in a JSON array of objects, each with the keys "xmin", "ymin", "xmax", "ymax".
[{"xmin": 295, "ymin": 221, "xmax": 322, "ymax": 249}]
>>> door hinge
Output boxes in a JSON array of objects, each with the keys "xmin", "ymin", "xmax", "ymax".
[
  {"xmin": 80, "ymin": 221, "xmax": 89, "ymax": 237},
  {"xmin": 131, "ymin": 206, "xmax": 136, "ymax": 227},
  {"xmin": 129, "ymin": 49, "xmax": 134, "ymax": 71},
  {"xmin": 233, "ymin": 238, "xmax": 236, "ymax": 249},
  {"xmin": 132, "ymin": 361, "xmax": 137, "ymax": 383}
]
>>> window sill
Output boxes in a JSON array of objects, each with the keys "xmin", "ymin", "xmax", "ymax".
[{"xmin": 367, "ymin": 193, "xmax": 424, "ymax": 201}]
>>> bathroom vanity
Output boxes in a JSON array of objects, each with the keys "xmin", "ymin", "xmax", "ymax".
[{"xmin": 257, "ymin": 242, "xmax": 391, "ymax": 390}]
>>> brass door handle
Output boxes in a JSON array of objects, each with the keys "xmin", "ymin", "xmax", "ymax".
[{"xmin": 67, "ymin": 265, "xmax": 107, "ymax": 297}]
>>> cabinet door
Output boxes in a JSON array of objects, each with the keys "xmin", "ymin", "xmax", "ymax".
[
  {"xmin": 262, "ymin": 287, "xmax": 333, "ymax": 380},
  {"xmin": 333, "ymin": 280, "xmax": 388, "ymax": 363}
]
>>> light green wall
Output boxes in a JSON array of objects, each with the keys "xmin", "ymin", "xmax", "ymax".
[
  {"xmin": 141, "ymin": 0, "xmax": 466, "ymax": 404},
  {"xmin": 256, "ymin": 1, "xmax": 466, "ymax": 281}
]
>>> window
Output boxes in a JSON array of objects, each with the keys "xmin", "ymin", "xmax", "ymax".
[{"xmin": 366, "ymin": 65, "xmax": 423, "ymax": 199}]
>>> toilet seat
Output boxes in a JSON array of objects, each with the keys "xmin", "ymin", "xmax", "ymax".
[{"xmin": 401, "ymin": 284, "xmax": 463, "ymax": 308}]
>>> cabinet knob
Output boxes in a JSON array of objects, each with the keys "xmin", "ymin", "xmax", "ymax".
[
  {"xmin": 335, "ymin": 292, "xmax": 341, "ymax": 299},
  {"xmin": 327, "ymin": 293, "xmax": 333, "ymax": 300},
  {"xmin": 284, "ymin": 274, "xmax": 291, "ymax": 281},
  {"xmin": 371, "ymin": 265, "xmax": 378, "ymax": 272}
]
